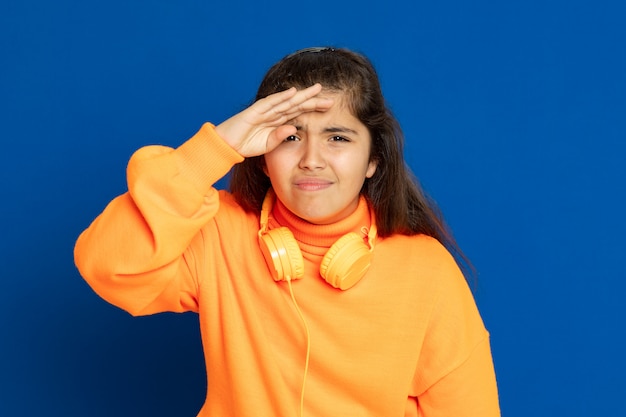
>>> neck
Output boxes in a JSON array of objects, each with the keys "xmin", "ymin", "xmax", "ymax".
[{"xmin": 269, "ymin": 196, "xmax": 372, "ymax": 258}]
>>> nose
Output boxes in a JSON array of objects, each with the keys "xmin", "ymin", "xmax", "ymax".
[{"xmin": 298, "ymin": 139, "xmax": 326, "ymax": 171}]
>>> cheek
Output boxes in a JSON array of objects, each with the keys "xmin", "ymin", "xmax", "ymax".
[
  {"xmin": 351, "ymin": 155, "xmax": 376, "ymax": 179},
  {"xmin": 263, "ymin": 152, "xmax": 284, "ymax": 180}
]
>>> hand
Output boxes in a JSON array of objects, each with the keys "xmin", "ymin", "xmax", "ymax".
[{"xmin": 215, "ymin": 84, "xmax": 333, "ymax": 158}]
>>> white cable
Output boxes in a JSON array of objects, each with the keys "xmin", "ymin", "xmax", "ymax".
[{"xmin": 287, "ymin": 279, "xmax": 311, "ymax": 417}]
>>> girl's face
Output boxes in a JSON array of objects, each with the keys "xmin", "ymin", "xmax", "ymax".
[{"xmin": 264, "ymin": 92, "xmax": 377, "ymax": 224}]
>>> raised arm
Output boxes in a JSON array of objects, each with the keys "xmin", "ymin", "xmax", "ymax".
[
  {"xmin": 74, "ymin": 85, "xmax": 333, "ymax": 316},
  {"xmin": 74, "ymin": 124, "xmax": 242, "ymax": 315}
]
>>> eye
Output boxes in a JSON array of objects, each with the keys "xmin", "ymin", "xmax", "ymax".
[
  {"xmin": 284, "ymin": 135, "xmax": 300, "ymax": 142},
  {"xmin": 330, "ymin": 135, "xmax": 350, "ymax": 142}
]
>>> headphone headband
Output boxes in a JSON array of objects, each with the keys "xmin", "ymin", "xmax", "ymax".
[
  {"xmin": 258, "ymin": 188, "xmax": 275, "ymax": 237},
  {"xmin": 258, "ymin": 189, "xmax": 377, "ymax": 289}
]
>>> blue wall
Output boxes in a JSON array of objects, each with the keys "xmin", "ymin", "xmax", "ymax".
[{"xmin": 1, "ymin": 1, "xmax": 624, "ymax": 415}]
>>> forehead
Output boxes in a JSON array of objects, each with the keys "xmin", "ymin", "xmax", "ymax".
[{"xmin": 318, "ymin": 90, "xmax": 350, "ymax": 108}]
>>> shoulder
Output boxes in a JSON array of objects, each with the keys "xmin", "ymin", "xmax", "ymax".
[
  {"xmin": 377, "ymin": 234, "xmax": 458, "ymax": 271},
  {"xmin": 217, "ymin": 189, "xmax": 242, "ymax": 208},
  {"xmin": 213, "ymin": 189, "xmax": 259, "ymax": 228},
  {"xmin": 373, "ymin": 233, "xmax": 469, "ymax": 294}
]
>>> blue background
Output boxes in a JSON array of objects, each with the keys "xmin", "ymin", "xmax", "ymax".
[{"xmin": 1, "ymin": 0, "xmax": 624, "ymax": 415}]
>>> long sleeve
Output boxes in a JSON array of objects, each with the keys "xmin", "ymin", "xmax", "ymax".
[
  {"xmin": 415, "ymin": 335, "xmax": 499, "ymax": 416},
  {"xmin": 74, "ymin": 123, "xmax": 244, "ymax": 316},
  {"xmin": 408, "ymin": 241, "xmax": 500, "ymax": 416}
]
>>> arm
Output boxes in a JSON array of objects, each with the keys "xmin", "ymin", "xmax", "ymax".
[
  {"xmin": 74, "ymin": 85, "xmax": 334, "ymax": 316},
  {"xmin": 74, "ymin": 124, "xmax": 242, "ymax": 316},
  {"xmin": 411, "ymin": 247, "xmax": 500, "ymax": 416},
  {"xmin": 416, "ymin": 335, "xmax": 500, "ymax": 416}
]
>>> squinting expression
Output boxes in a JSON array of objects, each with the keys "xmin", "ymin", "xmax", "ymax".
[{"xmin": 264, "ymin": 92, "xmax": 377, "ymax": 224}]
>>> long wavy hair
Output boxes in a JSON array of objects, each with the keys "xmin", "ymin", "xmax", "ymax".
[{"xmin": 230, "ymin": 47, "xmax": 474, "ymax": 280}]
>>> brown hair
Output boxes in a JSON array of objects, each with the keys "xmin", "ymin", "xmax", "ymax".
[{"xmin": 230, "ymin": 47, "xmax": 474, "ymax": 279}]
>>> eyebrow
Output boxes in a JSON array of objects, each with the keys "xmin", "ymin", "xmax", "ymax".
[{"xmin": 292, "ymin": 124, "xmax": 360, "ymax": 135}]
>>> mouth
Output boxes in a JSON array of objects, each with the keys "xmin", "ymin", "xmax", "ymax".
[{"xmin": 294, "ymin": 179, "xmax": 333, "ymax": 191}]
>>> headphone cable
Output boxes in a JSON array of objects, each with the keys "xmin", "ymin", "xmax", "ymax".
[{"xmin": 287, "ymin": 279, "xmax": 311, "ymax": 417}]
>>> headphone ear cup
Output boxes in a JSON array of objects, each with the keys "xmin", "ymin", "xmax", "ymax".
[
  {"xmin": 259, "ymin": 227, "xmax": 305, "ymax": 282},
  {"xmin": 320, "ymin": 232, "xmax": 372, "ymax": 290}
]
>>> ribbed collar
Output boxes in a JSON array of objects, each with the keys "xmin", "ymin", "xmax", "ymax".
[{"xmin": 268, "ymin": 196, "xmax": 372, "ymax": 258}]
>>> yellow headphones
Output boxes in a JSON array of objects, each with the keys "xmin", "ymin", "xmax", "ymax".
[{"xmin": 258, "ymin": 189, "xmax": 377, "ymax": 290}]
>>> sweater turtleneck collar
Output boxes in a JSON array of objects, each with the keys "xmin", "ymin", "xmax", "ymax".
[{"xmin": 268, "ymin": 195, "xmax": 372, "ymax": 258}]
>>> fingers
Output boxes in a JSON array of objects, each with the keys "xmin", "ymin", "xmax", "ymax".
[
  {"xmin": 257, "ymin": 83, "xmax": 320, "ymax": 110},
  {"xmin": 216, "ymin": 84, "xmax": 334, "ymax": 158},
  {"xmin": 255, "ymin": 84, "xmax": 334, "ymax": 121}
]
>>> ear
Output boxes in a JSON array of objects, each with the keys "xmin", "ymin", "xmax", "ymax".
[
  {"xmin": 261, "ymin": 157, "xmax": 269, "ymax": 177},
  {"xmin": 366, "ymin": 159, "xmax": 377, "ymax": 178}
]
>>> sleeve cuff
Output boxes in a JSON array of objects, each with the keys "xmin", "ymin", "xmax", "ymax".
[{"xmin": 175, "ymin": 123, "xmax": 245, "ymax": 194}]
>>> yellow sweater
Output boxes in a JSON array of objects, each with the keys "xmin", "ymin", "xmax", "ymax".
[{"xmin": 75, "ymin": 123, "xmax": 500, "ymax": 416}]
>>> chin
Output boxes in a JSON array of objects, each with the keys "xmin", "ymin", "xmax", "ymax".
[{"xmin": 301, "ymin": 212, "xmax": 342, "ymax": 225}]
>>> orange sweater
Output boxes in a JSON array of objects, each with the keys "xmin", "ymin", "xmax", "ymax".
[{"xmin": 75, "ymin": 123, "xmax": 500, "ymax": 416}]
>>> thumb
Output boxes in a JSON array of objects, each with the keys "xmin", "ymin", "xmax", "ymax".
[{"xmin": 266, "ymin": 124, "xmax": 297, "ymax": 152}]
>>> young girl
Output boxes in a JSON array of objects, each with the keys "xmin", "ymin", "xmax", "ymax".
[{"xmin": 75, "ymin": 47, "xmax": 500, "ymax": 416}]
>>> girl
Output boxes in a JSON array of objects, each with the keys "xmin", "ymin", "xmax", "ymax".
[{"xmin": 75, "ymin": 47, "xmax": 500, "ymax": 416}]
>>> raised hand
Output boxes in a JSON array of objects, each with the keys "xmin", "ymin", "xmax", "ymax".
[{"xmin": 215, "ymin": 84, "xmax": 333, "ymax": 158}]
